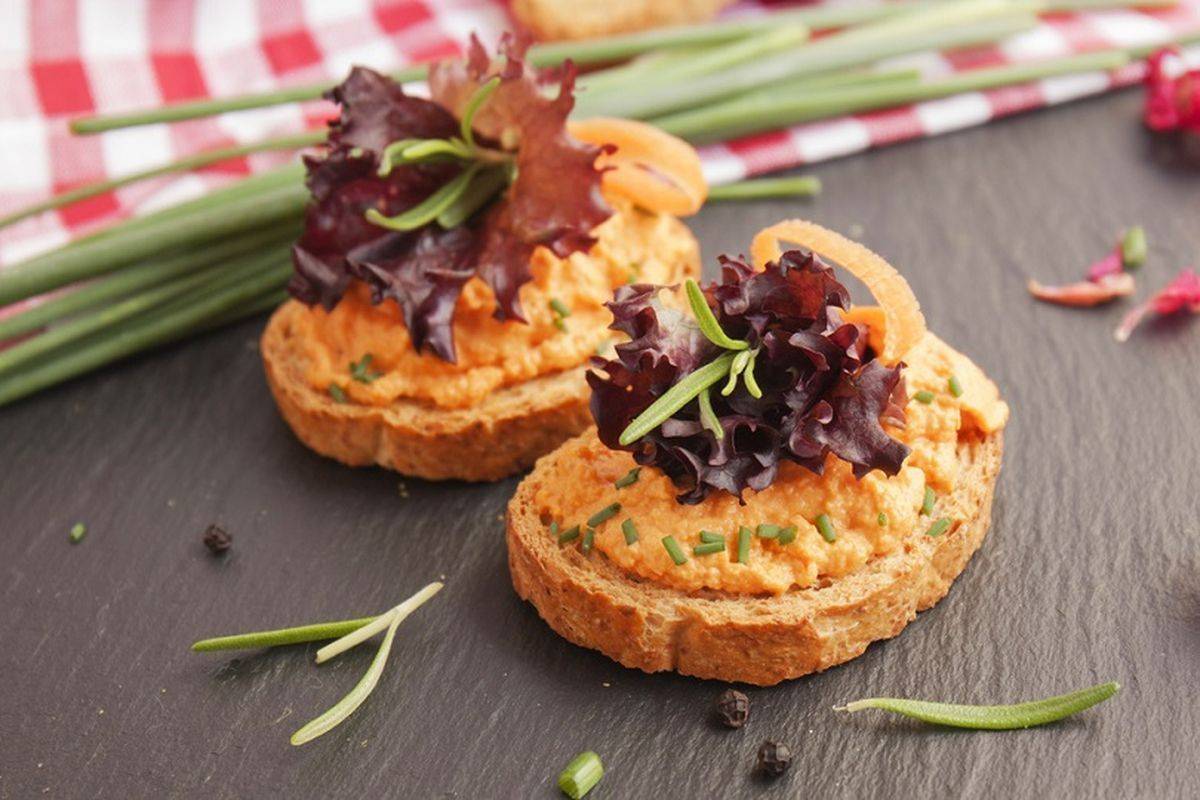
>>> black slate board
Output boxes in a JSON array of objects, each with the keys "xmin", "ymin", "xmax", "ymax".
[{"xmin": 2, "ymin": 91, "xmax": 1198, "ymax": 799}]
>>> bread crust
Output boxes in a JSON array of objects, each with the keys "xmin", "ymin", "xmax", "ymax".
[
  {"xmin": 261, "ymin": 216, "xmax": 699, "ymax": 482},
  {"xmin": 511, "ymin": 0, "xmax": 735, "ymax": 41},
  {"xmin": 507, "ymin": 427, "xmax": 1003, "ymax": 685}
]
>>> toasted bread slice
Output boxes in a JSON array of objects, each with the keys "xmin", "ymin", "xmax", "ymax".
[
  {"xmin": 261, "ymin": 219, "xmax": 699, "ymax": 482},
  {"xmin": 511, "ymin": 0, "xmax": 735, "ymax": 41},
  {"xmin": 507, "ymin": 426, "xmax": 1003, "ymax": 686}
]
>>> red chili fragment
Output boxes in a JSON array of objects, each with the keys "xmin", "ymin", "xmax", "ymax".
[
  {"xmin": 1115, "ymin": 268, "xmax": 1200, "ymax": 342},
  {"xmin": 1143, "ymin": 48, "xmax": 1200, "ymax": 134},
  {"xmin": 1028, "ymin": 273, "xmax": 1135, "ymax": 307},
  {"xmin": 1085, "ymin": 247, "xmax": 1124, "ymax": 282}
]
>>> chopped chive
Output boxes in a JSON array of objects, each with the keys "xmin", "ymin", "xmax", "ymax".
[
  {"xmin": 328, "ymin": 383, "xmax": 348, "ymax": 403},
  {"xmin": 581, "ymin": 528, "xmax": 595, "ymax": 553},
  {"xmin": 815, "ymin": 514, "xmax": 837, "ymax": 543},
  {"xmin": 1121, "ymin": 225, "xmax": 1147, "ymax": 269},
  {"xmin": 921, "ymin": 487, "xmax": 936, "ymax": 516},
  {"xmin": 777, "ymin": 525, "xmax": 797, "ymax": 545},
  {"xmin": 700, "ymin": 530, "xmax": 725, "ymax": 544},
  {"xmin": 926, "ymin": 518, "xmax": 952, "ymax": 538},
  {"xmin": 736, "ymin": 526, "xmax": 751, "ymax": 563},
  {"xmin": 694, "ymin": 541, "xmax": 727, "ymax": 556},
  {"xmin": 614, "ymin": 467, "xmax": 641, "ymax": 489},
  {"xmin": 948, "ymin": 375, "xmax": 964, "ymax": 398},
  {"xmin": 558, "ymin": 750, "xmax": 604, "ymax": 800},
  {"xmin": 622, "ymin": 518, "xmax": 639, "ymax": 545},
  {"xmin": 914, "ymin": 390, "xmax": 935, "ymax": 404},
  {"xmin": 69, "ymin": 522, "xmax": 87, "ymax": 543},
  {"xmin": 550, "ymin": 521, "xmax": 560, "ymax": 536},
  {"xmin": 662, "ymin": 535, "xmax": 688, "ymax": 565},
  {"xmin": 553, "ymin": 317, "xmax": 568, "ymax": 332},
  {"xmin": 549, "ymin": 298, "xmax": 572, "ymax": 318},
  {"xmin": 756, "ymin": 524, "xmax": 782, "ymax": 539},
  {"xmin": 587, "ymin": 502, "xmax": 621, "ymax": 528},
  {"xmin": 877, "ymin": 512, "xmax": 888, "ymax": 526},
  {"xmin": 350, "ymin": 353, "xmax": 382, "ymax": 384},
  {"xmin": 558, "ymin": 525, "xmax": 581, "ymax": 545}
]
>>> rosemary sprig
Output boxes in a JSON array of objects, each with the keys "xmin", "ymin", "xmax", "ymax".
[
  {"xmin": 708, "ymin": 175, "xmax": 822, "ymax": 201},
  {"xmin": 192, "ymin": 617, "xmax": 378, "ymax": 652},
  {"xmin": 315, "ymin": 582, "xmax": 443, "ymax": 664},
  {"xmin": 835, "ymin": 681, "xmax": 1120, "ymax": 729},
  {"xmin": 618, "ymin": 352, "xmax": 736, "ymax": 445},
  {"xmin": 697, "ymin": 387, "xmax": 724, "ymax": 440}
]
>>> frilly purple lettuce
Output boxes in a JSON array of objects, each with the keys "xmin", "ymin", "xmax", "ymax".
[{"xmin": 588, "ymin": 251, "xmax": 910, "ymax": 504}]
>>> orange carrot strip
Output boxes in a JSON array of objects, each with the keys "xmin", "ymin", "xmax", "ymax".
[
  {"xmin": 568, "ymin": 117, "xmax": 707, "ymax": 217},
  {"xmin": 750, "ymin": 220, "xmax": 925, "ymax": 363}
]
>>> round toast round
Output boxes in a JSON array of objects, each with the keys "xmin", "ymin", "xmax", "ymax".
[{"xmin": 507, "ymin": 419, "xmax": 1003, "ymax": 686}]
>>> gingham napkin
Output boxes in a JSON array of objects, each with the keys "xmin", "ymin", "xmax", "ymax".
[{"xmin": 2, "ymin": 0, "xmax": 1198, "ymax": 266}]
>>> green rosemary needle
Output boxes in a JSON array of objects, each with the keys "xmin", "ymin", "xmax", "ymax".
[
  {"xmin": 698, "ymin": 386, "xmax": 724, "ymax": 440},
  {"xmin": 721, "ymin": 348, "xmax": 752, "ymax": 396},
  {"xmin": 614, "ymin": 468, "xmax": 641, "ymax": 489},
  {"xmin": 835, "ymin": 681, "xmax": 1120, "ymax": 730},
  {"xmin": 685, "ymin": 278, "xmax": 749, "ymax": 350},
  {"xmin": 707, "ymin": 175, "xmax": 822, "ymax": 201},
  {"xmin": 815, "ymin": 513, "xmax": 837, "ymax": 543},
  {"xmin": 742, "ymin": 350, "xmax": 763, "ymax": 398},
  {"xmin": 460, "ymin": 77, "xmax": 501, "ymax": 147},
  {"xmin": 192, "ymin": 617, "xmax": 377, "ymax": 652},
  {"xmin": 619, "ymin": 352, "xmax": 736, "ymax": 445},
  {"xmin": 622, "ymin": 518, "xmax": 640, "ymax": 545},
  {"xmin": 587, "ymin": 503, "xmax": 621, "ymax": 528},
  {"xmin": 662, "ymin": 535, "xmax": 688, "ymax": 565}
]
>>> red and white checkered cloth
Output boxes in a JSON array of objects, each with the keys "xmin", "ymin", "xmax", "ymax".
[{"xmin": 2, "ymin": 0, "xmax": 1199, "ymax": 268}]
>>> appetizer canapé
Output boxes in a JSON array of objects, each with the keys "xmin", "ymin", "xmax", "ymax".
[
  {"xmin": 507, "ymin": 221, "xmax": 1008, "ymax": 685},
  {"xmin": 262, "ymin": 37, "xmax": 706, "ymax": 480}
]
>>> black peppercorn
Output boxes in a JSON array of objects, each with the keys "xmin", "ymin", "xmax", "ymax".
[
  {"xmin": 203, "ymin": 525, "xmax": 232, "ymax": 555},
  {"xmin": 756, "ymin": 740, "xmax": 792, "ymax": 777},
  {"xmin": 715, "ymin": 688, "xmax": 750, "ymax": 728}
]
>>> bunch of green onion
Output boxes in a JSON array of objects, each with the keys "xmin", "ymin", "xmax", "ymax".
[{"xmin": 0, "ymin": 0, "xmax": 1190, "ymax": 408}]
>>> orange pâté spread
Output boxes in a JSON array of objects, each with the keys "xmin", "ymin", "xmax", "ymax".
[
  {"xmin": 290, "ymin": 202, "xmax": 696, "ymax": 409},
  {"xmin": 534, "ymin": 333, "xmax": 1008, "ymax": 596}
]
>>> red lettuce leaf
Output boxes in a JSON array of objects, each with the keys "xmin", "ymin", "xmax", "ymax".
[
  {"xmin": 289, "ymin": 36, "xmax": 611, "ymax": 361},
  {"xmin": 589, "ymin": 252, "xmax": 911, "ymax": 504}
]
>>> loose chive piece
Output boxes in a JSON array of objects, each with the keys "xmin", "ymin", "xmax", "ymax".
[
  {"xmin": 550, "ymin": 521, "xmax": 560, "ymax": 537},
  {"xmin": 350, "ymin": 353, "xmax": 382, "ymax": 384},
  {"xmin": 1121, "ymin": 225, "xmax": 1147, "ymax": 269},
  {"xmin": 622, "ymin": 518, "xmax": 639, "ymax": 545},
  {"xmin": 558, "ymin": 525, "xmax": 581, "ymax": 545},
  {"xmin": 926, "ymin": 518, "xmax": 952, "ymax": 538},
  {"xmin": 581, "ymin": 529, "xmax": 595, "ymax": 554},
  {"xmin": 328, "ymin": 383, "xmax": 348, "ymax": 403},
  {"xmin": 614, "ymin": 467, "xmax": 641, "ymax": 489},
  {"xmin": 948, "ymin": 375, "xmax": 964, "ymax": 398},
  {"xmin": 69, "ymin": 522, "xmax": 87, "ymax": 543},
  {"xmin": 587, "ymin": 502, "xmax": 621, "ymax": 528},
  {"xmin": 777, "ymin": 525, "xmax": 797, "ymax": 545},
  {"xmin": 756, "ymin": 524, "xmax": 782, "ymax": 539},
  {"xmin": 694, "ymin": 541, "xmax": 727, "ymax": 556},
  {"xmin": 921, "ymin": 487, "xmax": 936, "ymax": 516},
  {"xmin": 914, "ymin": 390, "xmax": 935, "ymax": 404},
  {"xmin": 700, "ymin": 530, "xmax": 725, "ymax": 544},
  {"xmin": 662, "ymin": 535, "xmax": 688, "ymax": 565},
  {"xmin": 736, "ymin": 526, "xmax": 752, "ymax": 563},
  {"xmin": 834, "ymin": 681, "xmax": 1120, "ymax": 730},
  {"xmin": 558, "ymin": 750, "xmax": 604, "ymax": 800},
  {"xmin": 815, "ymin": 514, "xmax": 837, "ymax": 543},
  {"xmin": 877, "ymin": 512, "xmax": 888, "ymax": 527},
  {"xmin": 549, "ymin": 298, "xmax": 572, "ymax": 318}
]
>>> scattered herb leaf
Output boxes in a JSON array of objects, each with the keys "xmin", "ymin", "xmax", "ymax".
[
  {"xmin": 614, "ymin": 467, "xmax": 641, "ymax": 489},
  {"xmin": 350, "ymin": 353, "xmax": 383, "ymax": 384},
  {"xmin": 328, "ymin": 383, "xmax": 348, "ymax": 403},
  {"xmin": 621, "ymin": 518, "xmax": 639, "ymax": 544},
  {"xmin": 815, "ymin": 513, "xmax": 837, "ymax": 543},
  {"xmin": 662, "ymin": 535, "xmax": 688, "ymax": 565},
  {"xmin": 926, "ymin": 518, "xmax": 951, "ymax": 538}
]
